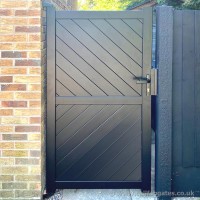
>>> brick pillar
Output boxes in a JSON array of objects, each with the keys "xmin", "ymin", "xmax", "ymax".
[{"xmin": 0, "ymin": 0, "xmax": 42, "ymax": 199}]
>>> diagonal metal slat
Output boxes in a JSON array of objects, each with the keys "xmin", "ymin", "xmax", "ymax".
[
  {"xmin": 56, "ymin": 34, "xmax": 122, "ymax": 96},
  {"xmin": 90, "ymin": 19, "xmax": 142, "ymax": 66},
  {"xmin": 73, "ymin": 19, "xmax": 142, "ymax": 73},
  {"xmin": 56, "ymin": 105, "xmax": 121, "ymax": 161},
  {"xmin": 57, "ymin": 51, "xmax": 107, "ymax": 96},
  {"xmin": 56, "ymin": 105, "xmax": 105, "ymax": 147},
  {"xmin": 56, "ymin": 23, "xmax": 139, "ymax": 96},
  {"xmin": 106, "ymin": 19, "xmax": 142, "ymax": 51},
  {"xmin": 56, "ymin": 105, "xmax": 139, "ymax": 179},
  {"xmin": 58, "ymin": 19, "xmax": 142, "ymax": 95}
]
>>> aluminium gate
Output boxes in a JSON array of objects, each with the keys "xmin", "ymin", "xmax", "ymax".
[{"xmin": 46, "ymin": 6, "xmax": 154, "ymax": 193}]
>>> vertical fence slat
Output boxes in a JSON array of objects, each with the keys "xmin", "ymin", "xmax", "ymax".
[
  {"xmin": 182, "ymin": 11, "xmax": 195, "ymax": 167},
  {"xmin": 195, "ymin": 11, "xmax": 200, "ymax": 167}
]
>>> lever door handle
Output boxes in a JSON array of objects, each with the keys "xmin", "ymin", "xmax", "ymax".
[{"xmin": 135, "ymin": 75, "xmax": 150, "ymax": 84}]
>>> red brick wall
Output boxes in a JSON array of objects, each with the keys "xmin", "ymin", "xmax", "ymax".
[{"xmin": 0, "ymin": 0, "xmax": 42, "ymax": 199}]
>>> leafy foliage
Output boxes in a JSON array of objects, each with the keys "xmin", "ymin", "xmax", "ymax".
[
  {"xmin": 78, "ymin": 0, "xmax": 200, "ymax": 10},
  {"xmin": 157, "ymin": 0, "xmax": 200, "ymax": 9},
  {"xmin": 78, "ymin": 0, "xmax": 138, "ymax": 10}
]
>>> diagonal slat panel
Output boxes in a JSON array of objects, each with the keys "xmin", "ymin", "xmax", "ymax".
[
  {"xmin": 56, "ymin": 24, "xmax": 138, "ymax": 96},
  {"xmin": 56, "ymin": 105, "xmax": 73, "ymax": 121},
  {"xmin": 56, "ymin": 80, "xmax": 74, "ymax": 96},
  {"xmin": 106, "ymin": 19, "xmax": 142, "ymax": 51},
  {"xmin": 73, "ymin": 19, "xmax": 142, "ymax": 71},
  {"xmin": 56, "ymin": 105, "xmax": 122, "ymax": 162},
  {"xmin": 90, "ymin": 19, "xmax": 142, "ymax": 66},
  {"xmin": 58, "ymin": 19, "xmax": 141, "ymax": 95},
  {"xmin": 57, "ymin": 52, "xmax": 106, "ymax": 96},
  {"xmin": 93, "ymin": 139, "xmax": 140, "ymax": 181},
  {"xmin": 56, "ymin": 34, "xmax": 122, "ymax": 96},
  {"xmin": 125, "ymin": 164, "xmax": 141, "ymax": 181},
  {"xmin": 56, "ymin": 105, "xmax": 105, "ymax": 148},
  {"xmin": 56, "ymin": 105, "xmax": 139, "ymax": 179},
  {"xmin": 56, "ymin": 105, "xmax": 88, "ymax": 134},
  {"xmin": 74, "ymin": 118, "xmax": 141, "ymax": 181},
  {"xmin": 57, "ymin": 66, "xmax": 90, "ymax": 96},
  {"xmin": 108, "ymin": 151, "xmax": 141, "ymax": 181},
  {"xmin": 122, "ymin": 19, "xmax": 143, "ymax": 36}
]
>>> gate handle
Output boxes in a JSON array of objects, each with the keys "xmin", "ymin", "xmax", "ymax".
[{"xmin": 135, "ymin": 75, "xmax": 151, "ymax": 84}]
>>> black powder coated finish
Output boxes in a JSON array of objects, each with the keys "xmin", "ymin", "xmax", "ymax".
[{"xmin": 46, "ymin": 7, "xmax": 152, "ymax": 193}]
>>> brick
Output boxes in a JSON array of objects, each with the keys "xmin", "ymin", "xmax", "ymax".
[
  {"xmin": 15, "ymin": 26, "xmax": 40, "ymax": 33},
  {"xmin": 28, "ymin": 84, "xmax": 41, "ymax": 91},
  {"xmin": 15, "ymin": 92, "xmax": 41, "ymax": 100},
  {"xmin": 16, "ymin": 43, "xmax": 41, "ymax": 50},
  {"xmin": 1, "ymin": 18, "xmax": 28, "ymax": 25},
  {"xmin": 0, "ymin": 191, "xmax": 14, "ymax": 198},
  {"xmin": 1, "ymin": 117, "xmax": 28, "ymax": 124},
  {"xmin": 15, "ymin": 158, "xmax": 39, "ymax": 165},
  {"xmin": 0, "ymin": 76, "xmax": 13, "ymax": 83},
  {"xmin": 30, "ymin": 117, "xmax": 41, "ymax": 124},
  {"xmin": 28, "ymin": 134, "xmax": 41, "ymax": 141},
  {"xmin": 15, "ymin": 190, "xmax": 40, "ymax": 198},
  {"xmin": 1, "ymin": 67, "xmax": 27, "ymax": 75},
  {"xmin": 0, "ymin": 25, "xmax": 13, "ymax": 34},
  {"xmin": 0, "ymin": 92, "xmax": 13, "ymax": 99},
  {"xmin": 15, "ymin": 142, "xmax": 40, "ymax": 149},
  {"xmin": 0, "ymin": 9, "xmax": 13, "ymax": 16},
  {"xmin": 0, "ymin": 109, "xmax": 13, "ymax": 116},
  {"xmin": 28, "ymin": 1, "xmax": 41, "ymax": 8},
  {"xmin": 15, "ymin": 175, "xmax": 40, "ymax": 181},
  {"xmin": 14, "ymin": 76, "xmax": 40, "ymax": 83},
  {"xmin": 0, "ymin": 0, "xmax": 28, "ymax": 8},
  {"xmin": 0, "ymin": 142, "xmax": 14, "ymax": 149},
  {"xmin": 0, "ymin": 59, "xmax": 13, "ymax": 66},
  {"xmin": 1, "ymin": 84, "xmax": 26, "ymax": 91},
  {"xmin": 0, "ymin": 43, "xmax": 14, "ymax": 50},
  {"xmin": 30, "ymin": 150, "xmax": 40, "ymax": 157},
  {"xmin": 29, "ymin": 183, "xmax": 41, "ymax": 190},
  {"xmin": 29, "ymin": 166, "xmax": 40, "ymax": 174},
  {"xmin": 14, "ymin": 109, "xmax": 40, "ymax": 116},
  {"xmin": 0, "ymin": 175, "xmax": 14, "ymax": 182},
  {"xmin": 2, "ymin": 134, "xmax": 27, "ymax": 140},
  {"xmin": 0, "ymin": 126, "xmax": 13, "ymax": 132},
  {"xmin": 29, "ymin": 18, "xmax": 41, "ymax": 25},
  {"xmin": 2, "ymin": 101, "xmax": 27, "ymax": 107},
  {"xmin": 0, "ymin": 158, "xmax": 14, "ymax": 165},
  {"xmin": 15, "ymin": 59, "xmax": 40, "ymax": 66},
  {"xmin": 29, "ymin": 34, "xmax": 41, "ymax": 42},
  {"xmin": 15, "ymin": 126, "xmax": 41, "ymax": 132},
  {"xmin": 2, "ymin": 166, "xmax": 28, "ymax": 174},
  {"xmin": 29, "ymin": 67, "xmax": 41, "ymax": 75},
  {"xmin": 15, "ymin": 10, "xmax": 40, "ymax": 16},
  {"xmin": 2, "ymin": 150, "xmax": 28, "ymax": 157},
  {"xmin": 2, "ymin": 182, "xmax": 27, "ymax": 189},
  {"xmin": 1, "ymin": 51, "xmax": 27, "ymax": 58},
  {"xmin": 0, "ymin": 35, "xmax": 26, "ymax": 42},
  {"xmin": 29, "ymin": 101, "xmax": 41, "ymax": 107},
  {"xmin": 28, "ymin": 51, "xmax": 41, "ymax": 58}
]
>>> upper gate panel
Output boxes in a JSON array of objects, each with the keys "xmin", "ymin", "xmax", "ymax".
[{"xmin": 55, "ymin": 11, "xmax": 144, "ymax": 97}]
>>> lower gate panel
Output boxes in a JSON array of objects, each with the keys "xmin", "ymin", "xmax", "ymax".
[{"xmin": 55, "ymin": 105, "xmax": 142, "ymax": 183}]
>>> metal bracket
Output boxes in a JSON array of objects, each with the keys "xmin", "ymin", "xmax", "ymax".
[{"xmin": 150, "ymin": 68, "xmax": 157, "ymax": 96}]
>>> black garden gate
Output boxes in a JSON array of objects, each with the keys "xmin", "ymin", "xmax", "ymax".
[{"xmin": 46, "ymin": 7, "xmax": 155, "ymax": 193}]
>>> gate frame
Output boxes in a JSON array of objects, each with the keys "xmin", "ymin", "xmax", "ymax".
[{"xmin": 46, "ymin": 5, "xmax": 153, "ymax": 194}]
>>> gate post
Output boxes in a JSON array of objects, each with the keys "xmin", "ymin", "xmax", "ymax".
[{"xmin": 155, "ymin": 6, "xmax": 173, "ymax": 200}]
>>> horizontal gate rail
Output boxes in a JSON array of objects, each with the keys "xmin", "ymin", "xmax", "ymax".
[
  {"xmin": 56, "ymin": 96, "xmax": 142, "ymax": 105},
  {"xmin": 56, "ymin": 11, "xmax": 144, "ymax": 19}
]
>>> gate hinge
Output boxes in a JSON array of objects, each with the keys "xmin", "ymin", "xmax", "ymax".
[{"xmin": 150, "ymin": 68, "xmax": 157, "ymax": 96}]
